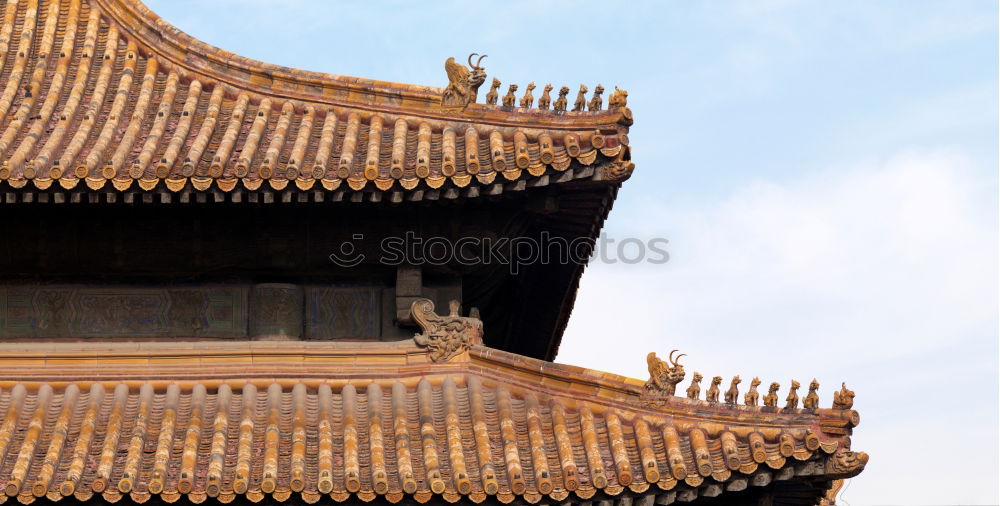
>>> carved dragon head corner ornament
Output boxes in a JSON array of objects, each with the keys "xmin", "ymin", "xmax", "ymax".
[
  {"xmin": 411, "ymin": 298, "xmax": 483, "ymax": 362},
  {"xmin": 826, "ymin": 449, "xmax": 869, "ymax": 477},
  {"xmin": 643, "ymin": 349, "xmax": 687, "ymax": 399},
  {"xmin": 441, "ymin": 53, "xmax": 488, "ymax": 109}
]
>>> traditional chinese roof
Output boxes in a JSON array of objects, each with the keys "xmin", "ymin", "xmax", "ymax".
[
  {"xmin": 0, "ymin": 340, "xmax": 866, "ymax": 506},
  {"xmin": 0, "ymin": 0, "xmax": 633, "ymax": 202}
]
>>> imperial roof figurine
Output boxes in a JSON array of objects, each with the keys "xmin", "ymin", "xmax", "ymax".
[{"xmin": 0, "ymin": 1, "xmax": 864, "ymax": 505}]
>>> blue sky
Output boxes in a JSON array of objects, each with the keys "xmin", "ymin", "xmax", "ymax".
[{"xmin": 146, "ymin": 1, "xmax": 998, "ymax": 504}]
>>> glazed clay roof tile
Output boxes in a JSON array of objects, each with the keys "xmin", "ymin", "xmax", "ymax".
[
  {"xmin": 0, "ymin": 0, "xmax": 634, "ymax": 198},
  {"xmin": 0, "ymin": 341, "xmax": 867, "ymax": 505}
]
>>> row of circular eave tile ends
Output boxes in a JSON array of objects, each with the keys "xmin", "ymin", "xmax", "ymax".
[
  {"xmin": 0, "ymin": 109, "xmax": 625, "ymax": 194},
  {"xmin": 0, "ymin": 380, "xmax": 845, "ymax": 505}
]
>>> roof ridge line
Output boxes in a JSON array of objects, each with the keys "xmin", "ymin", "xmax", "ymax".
[{"xmin": 91, "ymin": 0, "xmax": 629, "ymax": 130}]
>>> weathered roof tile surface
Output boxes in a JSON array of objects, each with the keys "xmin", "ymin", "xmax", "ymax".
[
  {"xmin": 0, "ymin": 341, "xmax": 867, "ymax": 505},
  {"xmin": 0, "ymin": 0, "xmax": 634, "ymax": 198}
]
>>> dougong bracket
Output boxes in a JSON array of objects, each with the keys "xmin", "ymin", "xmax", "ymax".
[{"xmin": 411, "ymin": 298, "xmax": 483, "ymax": 362}]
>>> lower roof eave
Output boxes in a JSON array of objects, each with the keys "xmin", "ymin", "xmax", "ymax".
[{"xmin": 0, "ymin": 340, "xmax": 866, "ymax": 505}]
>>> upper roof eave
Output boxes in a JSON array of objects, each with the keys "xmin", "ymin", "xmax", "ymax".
[{"xmin": 0, "ymin": 0, "xmax": 635, "ymax": 198}]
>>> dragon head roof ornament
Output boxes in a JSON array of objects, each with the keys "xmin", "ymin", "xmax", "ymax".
[
  {"xmin": 411, "ymin": 298, "xmax": 483, "ymax": 362},
  {"xmin": 641, "ymin": 350, "xmax": 687, "ymax": 405},
  {"xmin": 441, "ymin": 53, "xmax": 488, "ymax": 108}
]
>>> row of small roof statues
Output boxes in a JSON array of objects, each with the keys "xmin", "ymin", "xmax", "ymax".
[
  {"xmin": 484, "ymin": 80, "xmax": 626, "ymax": 112},
  {"xmin": 645, "ymin": 351, "xmax": 855, "ymax": 410}
]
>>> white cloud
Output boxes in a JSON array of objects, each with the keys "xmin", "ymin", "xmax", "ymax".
[{"xmin": 559, "ymin": 148, "xmax": 998, "ymax": 504}]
